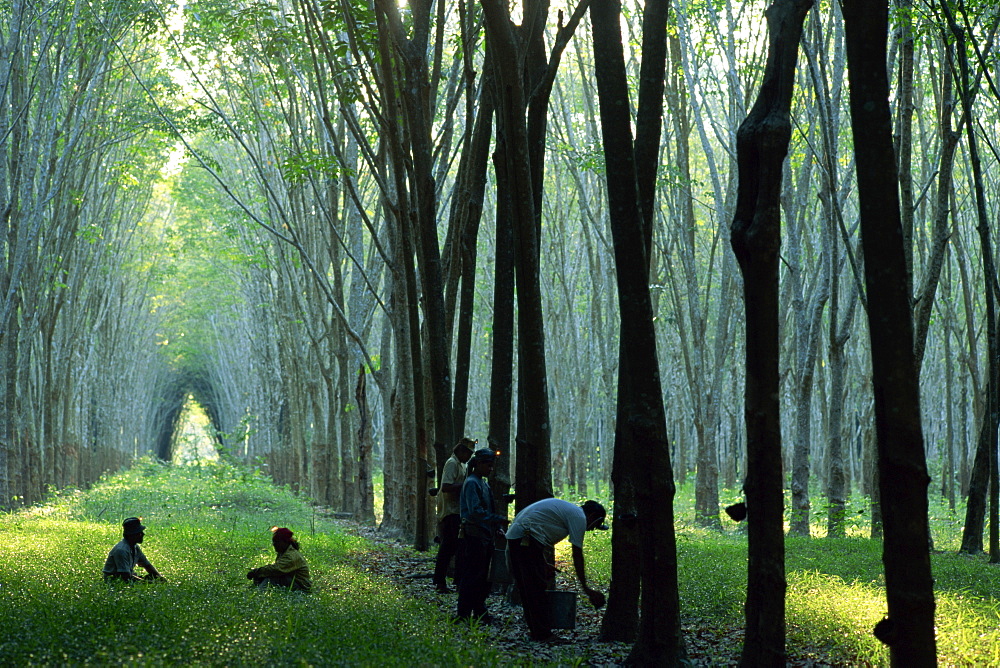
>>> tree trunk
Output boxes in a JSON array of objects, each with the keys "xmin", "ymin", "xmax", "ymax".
[
  {"xmin": 841, "ymin": 1, "xmax": 936, "ymax": 662},
  {"xmin": 939, "ymin": 1, "xmax": 1000, "ymax": 564},
  {"xmin": 488, "ymin": 105, "xmax": 516, "ymax": 512},
  {"xmin": 730, "ymin": 0, "xmax": 812, "ymax": 663},
  {"xmin": 590, "ymin": 0, "xmax": 685, "ymax": 662}
]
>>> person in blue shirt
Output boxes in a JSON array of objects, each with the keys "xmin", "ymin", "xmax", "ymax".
[
  {"xmin": 102, "ymin": 517, "xmax": 166, "ymax": 583},
  {"xmin": 455, "ymin": 448, "xmax": 505, "ymax": 623}
]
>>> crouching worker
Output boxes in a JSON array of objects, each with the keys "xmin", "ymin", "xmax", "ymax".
[
  {"xmin": 103, "ymin": 517, "xmax": 166, "ymax": 583},
  {"xmin": 247, "ymin": 527, "xmax": 312, "ymax": 592},
  {"xmin": 506, "ymin": 499, "xmax": 608, "ymax": 643}
]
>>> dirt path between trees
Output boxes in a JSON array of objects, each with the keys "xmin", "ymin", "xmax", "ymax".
[{"xmin": 336, "ymin": 521, "xmax": 841, "ymax": 666}]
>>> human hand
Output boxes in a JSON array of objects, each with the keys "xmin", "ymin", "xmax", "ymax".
[
  {"xmin": 247, "ymin": 569, "xmax": 257, "ymax": 580},
  {"xmin": 586, "ymin": 588, "xmax": 606, "ymax": 609}
]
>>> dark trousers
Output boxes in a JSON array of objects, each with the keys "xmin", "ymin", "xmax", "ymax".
[
  {"xmin": 433, "ymin": 514, "xmax": 461, "ymax": 588},
  {"xmin": 253, "ymin": 574, "xmax": 306, "ymax": 592},
  {"xmin": 507, "ymin": 536, "xmax": 552, "ymax": 640},
  {"xmin": 456, "ymin": 536, "xmax": 493, "ymax": 618}
]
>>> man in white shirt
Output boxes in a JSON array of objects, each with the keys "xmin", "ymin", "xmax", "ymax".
[
  {"xmin": 432, "ymin": 437, "xmax": 476, "ymax": 593},
  {"xmin": 505, "ymin": 498, "xmax": 607, "ymax": 642}
]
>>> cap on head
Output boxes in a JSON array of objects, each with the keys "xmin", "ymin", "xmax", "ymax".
[
  {"xmin": 271, "ymin": 527, "xmax": 294, "ymax": 543},
  {"xmin": 122, "ymin": 517, "xmax": 146, "ymax": 536},
  {"xmin": 471, "ymin": 448, "xmax": 497, "ymax": 464},
  {"xmin": 582, "ymin": 500, "xmax": 609, "ymax": 530},
  {"xmin": 455, "ymin": 437, "xmax": 477, "ymax": 454}
]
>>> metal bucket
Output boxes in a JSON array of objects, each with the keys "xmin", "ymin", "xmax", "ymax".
[{"xmin": 547, "ymin": 590, "xmax": 577, "ymax": 629}]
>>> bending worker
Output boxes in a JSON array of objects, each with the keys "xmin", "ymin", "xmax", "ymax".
[{"xmin": 505, "ymin": 498, "xmax": 608, "ymax": 643}]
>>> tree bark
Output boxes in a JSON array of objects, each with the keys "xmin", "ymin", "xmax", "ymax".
[
  {"xmin": 730, "ymin": 0, "xmax": 812, "ymax": 663},
  {"xmin": 590, "ymin": 0, "xmax": 685, "ymax": 662},
  {"xmin": 841, "ymin": 0, "xmax": 937, "ymax": 663}
]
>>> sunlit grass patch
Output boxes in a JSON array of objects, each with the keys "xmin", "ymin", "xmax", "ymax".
[
  {"xmin": 8, "ymin": 461, "xmax": 1000, "ymax": 666},
  {"xmin": 0, "ymin": 460, "xmax": 502, "ymax": 667},
  {"xmin": 787, "ymin": 570, "xmax": 888, "ymax": 665}
]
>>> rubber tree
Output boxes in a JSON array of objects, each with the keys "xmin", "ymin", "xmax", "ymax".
[
  {"xmin": 730, "ymin": 0, "xmax": 812, "ymax": 664},
  {"xmin": 841, "ymin": 0, "xmax": 937, "ymax": 662},
  {"xmin": 589, "ymin": 0, "xmax": 685, "ymax": 661}
]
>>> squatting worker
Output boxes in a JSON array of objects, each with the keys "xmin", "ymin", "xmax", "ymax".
[
  {"xmin": 505, "ymin": 498, "xmax": 608, "ymax": 643},
  {"xmin": 455, "ymin": 448, "xmax": 506, "ymax": 623},
  {"xmin": 247, "ymin": 527, "xmax": 312, "ymax": 592},
  {"xmin": 433, "ymin": 437, "xmax": 476, "ymax": 594},
  {"xmin": 102, "ymin": 517, "xmax": 166, "ymax": 583}
]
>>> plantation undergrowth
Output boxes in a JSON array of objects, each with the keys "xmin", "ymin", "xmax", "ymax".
[
  {"xmin": 0, "ymin": 460, "xmax": 502, "ymax": 666},
  {"xmin": 2, "ymin": 459, "xmax": 1000, "ymax": 666}
]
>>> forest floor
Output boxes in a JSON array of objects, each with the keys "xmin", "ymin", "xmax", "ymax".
[{"xmin": 341, "ymin": 520, "xmax": 847, "ymax": 667}]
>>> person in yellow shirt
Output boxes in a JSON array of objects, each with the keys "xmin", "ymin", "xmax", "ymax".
[
  {"xmin": 247, "ymin": 527, "xmax": 312, "ymax": 592},
  {"xmin": 432, "ymin": 437, "xmax": 476, "ymax": 593}
]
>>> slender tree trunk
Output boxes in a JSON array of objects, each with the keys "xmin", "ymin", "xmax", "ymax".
[
  {"xmin": 730, "ymin": 0, "xmax": 812, "ymax": 663},
  {"xmin": 939, "ymin": 1, "xmax": 1000, "ymax": 564},
  {"xmin": 841, "ymin": 1, "xmax": 936, "ymax": 662},
  {"xmin": 488, "ymin": 107, "xmax": 516, "ymax": 510},
  {"xmin": 590, "ymin": 0, "xmax": 685, "ymax": 662},
  {"xmin": 355, "ymin": 363, "xmax": 375, "ymax": 525},
  {"xmin": 480, "ymin": 3, "xmax": 553, "ymax": 508},
  {"xmin": 447, "ymin": 91, "xmax": 493, "ymax": 447}
]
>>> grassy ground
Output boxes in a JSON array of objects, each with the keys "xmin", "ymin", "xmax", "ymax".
[
  {"xmin": 2, "ymin": 460, "xmax": 999, "ymax": 666},
  {"xmin": 0, "ymin": 460, "xmax": 502, "ymax": 666}
]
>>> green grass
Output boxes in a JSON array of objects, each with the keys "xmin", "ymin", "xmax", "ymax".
[
  {"xmin": 4, "ymin": 461, "xmax": 1000, "ymax": 666},
  {"xmin": 551, "ymin": 481, "xmax": 1000, "ymax": 665},
  {"xmin": 0, "ymin": 459, "xmax": 501, "ymax": 666}
]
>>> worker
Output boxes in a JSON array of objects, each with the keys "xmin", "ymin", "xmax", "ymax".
[
  {"xmin": 454, "ymin": 448, "xmax": 505, "ymax": 623},
  {"xmin": 505, "ymin": 498, "xmax": 608, "ymax": 642},
  {"xmin": 247, "ymin": 527, "xmax": 312, "ymax": 592},
  {"xmin": 102, "ymin": 517, "xmax": 166, "ymax": 583},
  {"xmin": 433, "ymin": 437, "xmax": 476, "ymax": 594}
]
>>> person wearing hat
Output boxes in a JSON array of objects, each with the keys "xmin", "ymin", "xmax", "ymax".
[
  {"xmin": 247, "ymin": 527, "xmax": 312, "ymax": 592},
  {"xmin": 102, "ymin": 517, "xmax": 165, "ymax": 583},
  {"xmin": 505, "ymin": 498, "xmax": 608, "ymax": 642},
  {"xmin": 432, "ymin": 437, "xmax": 476, "ymax": 594},
  {"xmin": 455, "ymin": 448, "xmax": 505, "ymax": 623}
]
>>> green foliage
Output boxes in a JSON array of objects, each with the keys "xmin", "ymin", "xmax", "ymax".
[
  {"xmin": 0, "ymin": 460, "xmax": 502, "ymax": 666},
  {"xmin": 552, "ymin": 138, "xmax": 605, "ymax": 174},
  {"xmin": 280, "ymin": 151, "xmax": 340, "ymax": 184}
]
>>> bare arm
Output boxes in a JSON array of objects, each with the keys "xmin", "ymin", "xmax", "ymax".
[
  {"xmin": 572, "ymin": 546, "xmax": 605, "ymax": 608},
  {"xmin": 141, "ymin": 563, "xmax": 164, "ymax": 579}
]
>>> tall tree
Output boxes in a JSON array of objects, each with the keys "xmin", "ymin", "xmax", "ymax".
[
  {"xmin": 841, "ymin": 0, "xmax": 937, "ymax": 662},
  {"xmin": 944, "ymin": 0, "xmax": 1000, "ymax": 560},
  {"xmin": 480, "ymin": 0, "xmax": 589, "ymax": 508},
  {"xmin": 590, "ymin": 0, "xmax": 685, "ymax": 662},
  {"xmin": 730, "ymin": 0, "xmax": 812, "ymax": 663}
]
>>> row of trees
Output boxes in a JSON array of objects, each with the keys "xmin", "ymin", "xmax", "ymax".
[
  {"xmin": 4, "ymin": 0, "xmax": 1000, "ymax": 663},
  {"xmin": 0, "ymin": 2, "xmax": 182, "ymax": 504}
]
